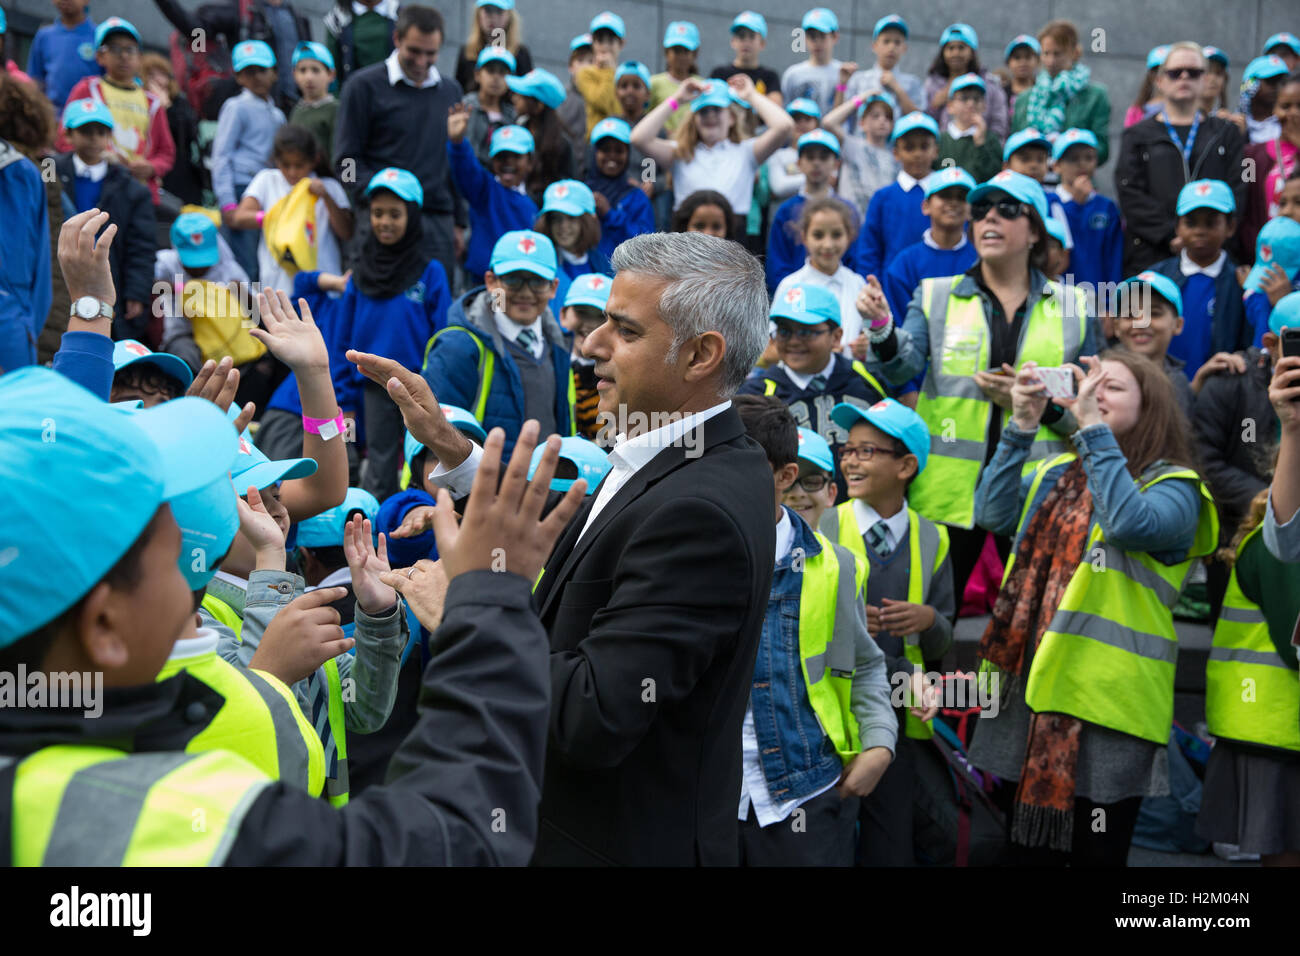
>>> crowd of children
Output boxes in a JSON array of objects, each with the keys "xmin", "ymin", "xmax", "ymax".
[{"xmin": 3, "ymin": 2, "xmax": 1300, "ymax": 870}]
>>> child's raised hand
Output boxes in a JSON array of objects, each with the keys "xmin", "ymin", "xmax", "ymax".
[
  {"xmin": 1263, "ymin": 263, "xmax": 1293, "ymax": 305},
  {"xmin": 446, "ymin": 103, "xmax": 471, "ymax": 142},
  {"xmin": 237, "ymin": 485, "xmax": 287, "ymax": 558},
  {"xmin": 677, "ymin": 77, "xmax": 710, "ymax": 102},
  {"xmin": 251, "ymin": 587, "xmax": 353, "ymax": 685},
  {"xmin": 855, "ymin": 275, "xmax": 892, "ymax": 326},
  {"xmin": 593, "ymin": 191, "xmax": 610, "ymax": 216},
  {"xmin": 343, "ymin": 515, "xmax": 397, "ymax": 614},
  {"xmin": 838, "ymin": 61, "xmax": 858, "ymax": 84},
  {"xmin": 186, "ymin": 353, "xmax": 256, "ymax": 431},
  {"xmin": 250, "ymin": 288, "xmax": 330, "ymax": 373},
  {"xmin": 58, "ymin": 209, "xmax": 117, "ymax": 307},
  {"xmin": 317, "ymin": 271, "xmax": 350, "ymax": 293},
  {"xmin": 726, "ymin": 72, "xmax": 755, "ymax": 101}
]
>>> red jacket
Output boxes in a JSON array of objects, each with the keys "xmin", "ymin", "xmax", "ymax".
[{"xmin": 55, "ymin": 75, "xmax": 174, "ymax": 203}]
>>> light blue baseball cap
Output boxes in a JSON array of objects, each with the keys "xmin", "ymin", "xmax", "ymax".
[
  {"xmin": 63, "ymin": 98, "xmax": 114, "ymax": 131},
  {"xmin": 589, "ymin": 11, "xmax": 626, "ymax": 39},
  {"xmin": 1176, "ymin": 178, "xmax": 1236, "ymax": 216},
  {"xmin": 1003, "ymin": 126, "xmax": 1051, "ymax": 161},
  {"xmin": 1121, "ymin": 270, "xmax": 1183, "ymax": 316},
  {"xmin": 1005, "ymin": 34, "xmax": 1041, "ymax": 61},
  {"xmin": 770, "ymin": 283, "xmax": 842, "ymax": 327},
  {"xmin": 94, "ymin": 16, "xmax": 140, "ymax": 48},
  {"xmin": 890, "ymin": 110, "xmax": 939, "ymax": 143},
  {"xmin": 490, "ymin": 229, "xmax": 558, "ymax": 280},
  {"xmin": 797, "ymin": 129, "xmax": 840, "ymax": 157},
  {"xmin": 0, "ymin": 368, "xmax": 239, "ymax": 642},
  {"xmin": 528, "ymin": 436, "xmax": 611, "ymax": 493},
  {"xmin": 1264, "ymin": 32, "xmax": 1300, "ymax": 58},
  {"xmin": 1245, "ymin": 216, "xmax": 1300, "ymax": 294},
  {"xmin": 1269, "ymin": 291, "xmax": 1300, "ymax": 336},
  {"xmin": 857, "ymin": 89, "xmax": 897, "ymax": 119},
  {"xmin": 1203, "ymin": 46, "xmax": 1228, "ymax": 68},
  {"xmin": 796, "ymin": 427, "xmax": 834, "ymax": 473},
  {"xmin": 940, "ymin": 23, "xmax": 977, "ymax": 51},
  {"xmin": 542, "ymin": 179, "xmax": 596, "ymax": 217},
  {"xmin": 296, "ymin": 488, "xmax": 381, "ymax": 549},
  {"xmin": 570, "ymin": 33, "xmax": 594, "ymax": 53},
  {"xmin": 1146, "ymin": 45, "xmax": 1171, "ymax": 71},
  {"xmin": 590, "ymin": 116, "xmax": 632, "ymax": 144},
  {"xmin": 403, "ymin": 405, "xmax": 489, "ymax": 467},
  {"xmin": 801, "ymin": 8, "xmax": 838, "ymax": 34},
  {"xmin": 506, "ymin": 68, "xmax": 566, "ymax": 108},
  {"xmin": 171, "ymin": 474, "xmax": 240, "ymax": 591},
  {"xmin": 1051, "ymin": 127, "xmax": 1099, "ymax": 162},
  {"xmin": 664, "ymin": 21, "xmax": 700, "ymax": 51},
  {"xmin": 112, "ymin": 339, "xmax": 195, "ymax": 390},
  {"xmin": 1245, "ymin": 54, "xmax": 1289, "ymax": 82},
  {"xmin": 171, "ymin": 211, "xmax": 220, "ymax": 268},
  {"xmin": 614, "ymin": 60, "xmax": 652, "ymax": 89},
  {"xmin": 691, "ymin": 79, "xmax": 733, "ymax": 112},
  {"xmin": 232, "ymin": 39, "xmax": 276, "ymax": 72},
  {"xmin": 564, "ymin": 272, "xmax": 614, "ymax": 310},
  {"xmin": 1044, "ymin": 216, "xmax": 1070, "ymax": 249},
  {"xmin": 292, "ymin": 40, "xmax": 335, "ymax": 71},
  {"xmin": 0, "ymin": 8, "xmax": 5, "ymax": 33},
  {"xmin": 476, "ymin": 0, "xmax": 514, "ymax": 9},
  {"xmin": 831, "ymin": 398, "xmax": 930, "ymax": 472},
  {"xmin": 787, "ymin": 97, "xmax": 822, "ymax": 119},
  {"xmin": 490, "ymin": 124, "xmax": 535, "ymax": 157},
  {"xmin": 476, "ymin": 45, "xmax": 517, "ymax": 71},
  {"xmin": 231, "ymin": 420, "xmax": 317, "ymax": 493},
  {"xmin": 968, "ymin": 169, "xmax": 1049, "ymax": 224},
  {"xmin": 366, "ymin": 167, "xmax": 424, "ymax": 206},
  {"xmin": 924, "ymin": 165, "xmax": 976, "ymax": 199},
  {"xmin": 732, "ymin": 11, "xmax": 768, "ymax": 38},
  {"xmin": 873, "ymin": 14, "xmax": 908, "ymax": 39},
  {"xmin": 949, "ymin": 72, "xmax": 986, "ymax": 96}
]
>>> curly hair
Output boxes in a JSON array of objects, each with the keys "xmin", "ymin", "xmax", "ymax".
[{"xmin": 0, "ymin": 73, "xmax": 57, "ymax": 156}]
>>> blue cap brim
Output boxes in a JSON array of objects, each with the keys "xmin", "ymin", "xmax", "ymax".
[
  {"xmin": 177, "ymin": 244, "xmax": 220, "ymax": 268},
  {"xmin": 117, "ymin": 352, "xmax": 195, "ymax": 389},
  {"xmin": 543, "ymin": 199, "xmax": 591, "ymax": 217},
  {"xmin": 1244, "ymin": 264, "xmax": 1271, "ymax": 294},
  {"xmin": 490, "ymin": 259, "xmax": 556, "ymax": 280},
  {"xmin": 565, "ymin": 292, "xmax": 609, "ymax": 310},
  {"xmin": 233, "ymin": 456, "xmax": 317, "ymax": 492},
  {"xmin": 124, "ymin": 397, "xmax": 240, "ymax": 500}
]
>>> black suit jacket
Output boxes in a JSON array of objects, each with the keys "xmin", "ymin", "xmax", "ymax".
[{"xmin": 530, "ymin": 406, "xmax": 776, "ymax": 866}]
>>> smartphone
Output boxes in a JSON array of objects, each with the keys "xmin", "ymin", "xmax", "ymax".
[
  {"xmin": 1283, "ymin": 328, "xmax": 1300, "ymax": 360},
  {"xmin": 1035, "ymin": 366, "xmax": 1076, "ymax": 401}
]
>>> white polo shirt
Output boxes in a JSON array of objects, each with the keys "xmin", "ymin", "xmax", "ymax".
[{"xmin": 672, "ymin": 137, "xmax": 759, "ymax": 215}]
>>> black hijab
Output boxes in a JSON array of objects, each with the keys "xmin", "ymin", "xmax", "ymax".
[
  {"xmin": 584, "ymin": 140, "xmax": 637, "ymax": 208},
  {"xmin": 355, "ymin": 196, "xmax": 428, "ymax": 300}
]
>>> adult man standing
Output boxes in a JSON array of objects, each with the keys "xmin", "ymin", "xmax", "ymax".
[
  {"xmin": 333, "ymin": 5, "xmax": 462, "ymax": 284},
  {"xmin": 349, "ymin": 232, "xmax": 778, "ymax": 865}
]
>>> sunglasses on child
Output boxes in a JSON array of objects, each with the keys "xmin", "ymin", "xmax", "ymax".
[
  {"xmin": 1163, "ymin": 67, "xmax": 1205, "ymax": 80},
  {"xmin": 970, "ymin": 197, "xmax": 1029, "ymax": 222},
  {"xmin": 498, "ymin": 273, "xmax": 553, "ymax": 292}
]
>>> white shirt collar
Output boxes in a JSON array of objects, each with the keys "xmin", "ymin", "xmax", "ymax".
[
  {"xmin": 922, "ymin": 228, "xmax": 969, "ymax": 251},
  {"xmin": 797, "ymin": 260, "xmax": 857, "ymax": 287},
  {"xmin": 1054, "ymin": 183, "xmax": 1095, "ymax": 204},
  {"xmin": 1180, "ymin": 249, "xmax": 1227, "ymax": 278},
  {"xmin": 897, "ymin": 169, "xmax": 928, "ymax": 192},
  {"xmin": 779, "ymin": 354, "xmax": 837, "ymax": 391},
  {"xmin": 493, "ymin": 309, "xmax": 544, "ymax": 359},
  {"xmin": 946, "ymin": 120, "xmax": 976, "ymax": 139},
  {"xmin": 559, "ymin": 247, "xmax": 588, "ymax": 265},
  {"xmin": 72, "ymin": 154, "xmax": 107, "ymax": 181},
  {"xmin": 852, "ymin": 499, "xmax": 910, "ymax": 551},
  {"xmin": 385, "ymin": 48, "xmax": 441, "ymax": 89},
  {"xmin": 607, "ymin": 401, "xmax": 732, "ymax": 473},
  {"xmin": 774, "ymin": 507, "xmax": 795, "ymax": 564},
  {"xmin": 213, "ymin": 569, "xmax": 248, "ymax": 589},
  {"xmin": 167, "ymin": 627, "xmax": 220, "ymax": 661},
  {"xmin": 353, "ymin": 0, "xmax": 398, "ymax": 16}
]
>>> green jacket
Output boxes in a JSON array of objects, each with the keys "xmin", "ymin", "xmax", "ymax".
[
  {"xmin": 938, "ymin": 131, "xmax": 1003, "ymax": 183},
  {"xmin": 1012, "ymin": 83, "xmax": 1112, "ymax": 166}
]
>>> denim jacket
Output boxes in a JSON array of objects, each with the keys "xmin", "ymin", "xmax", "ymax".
[{"xmin": 751, "ymin": 508, "xmax": 897, "ymax": 804}]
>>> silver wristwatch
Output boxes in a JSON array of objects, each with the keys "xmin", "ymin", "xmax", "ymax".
[{"xmin": 70, "ymin": 296, "xmax": 113, "ymax": 321}]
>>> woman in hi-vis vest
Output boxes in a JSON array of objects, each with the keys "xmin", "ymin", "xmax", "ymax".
[
  {"xmin": 968, "ymin": 348, "xmax": 1217, "ymax": 866},
  {"xmin": 856, "ymin": 170, "xmax": 1099, "ymax": 605}
]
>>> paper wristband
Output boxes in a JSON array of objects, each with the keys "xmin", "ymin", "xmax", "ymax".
[{"xmin": 303, "ymin": 410, "xmax": 346, "ymax": 440}]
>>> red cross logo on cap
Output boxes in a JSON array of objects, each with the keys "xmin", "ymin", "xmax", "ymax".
[
  {"xmin": 125, "ymin": 342, "xmax": 149, "ymax": 356},
  {"xmin": 1196, "ymin": 182, "xmax": 1212, "ymax": 196},
  {"xmin": 81, "ymin": 101, "xmax": 95, "ymax": 112},
  {"xmin": 190, "ymin": 232, "xmax": 203, "ymax": 245},
  {"xmin": 239, "ymin": 437, "xmax": 252, "ymax": 455},
  {"xmin": 871, "ymin": 400, "xmax": 889, "ymax": 411},
  {"xmin": 674, "ymin": 24, "xmax": 686, "ymax": 33},
  {"xmin": 500, "ymin": 128, "xmax": 512, "ymax": 139},
  {"xmin": 554, "ymin": 184, "xmax": 569, "ymax": 198},
  {"xmin": 1138, "ymin": 271, "xmax": 1155, "ymax": 281},
  {"xmin": 518, "ymin": 236, "xmax": 537, "ymax": 254},
  {"xmin": 241, "ymin": 43, "xmax": 253, "ymax": 54},
  {"xmin": 994, "ymin": 170, "xmax": 1013, "ymax": 183},
  {"xmin": 385, "ymin": 170, "xmax": 397, "ymax": 180},
  {"xmin": 785, "ymin": 287, "xmax": 804, "ymax": 305},
  {"xmin": 440, "ymin": 405, "xmax": 455, "ymax": 415},
  {"xmin": 1262, "ymin": 244, "xmax": 1273, "ymax": 262},
  {"xmin": 797, "ymin": 431, "xmax": 806, "ymax": 445},
  {"xmin": 588, "ymin": 276, "xmax": 605, "ymax": 289}
]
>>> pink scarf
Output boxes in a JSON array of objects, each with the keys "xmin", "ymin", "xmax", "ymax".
[{"xmin": 1266, "ymin": 138, "xmax": 1298, "ymax": 219}]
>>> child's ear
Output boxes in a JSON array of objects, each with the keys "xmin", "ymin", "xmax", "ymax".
[
  {"xmin": 824, "ymin": 477, "xmax": 837, "ymax": 506},
  {"xmin": 898, "ymin": 453, "xmax": 919, "ymax": 483},
  {"xmin": 830, "ymin": 326, "xmax": 844, "ymax": 348},
  {"xmin": 1172, "ymin": 313, "xmax": 1185, "ymax": 336}
]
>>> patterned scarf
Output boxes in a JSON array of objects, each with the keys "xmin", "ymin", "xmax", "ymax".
[
  {"xmin": 1022, "ymin": 63, "xmax": 1092, "ymax": 136},
  {"xmin": 978, "ymin": 459, "xmax": 1093, "ymax": 851}
]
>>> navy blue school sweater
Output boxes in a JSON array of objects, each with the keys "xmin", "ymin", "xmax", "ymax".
[
  {"xmin": 597, "ymin": 188, "xmax": 654, "ymax": 260},
  {"xmin": 558, "ymin": 245, "xmax": 613, "ymax": 282},
  {"xmin": 766, "ymin": 191, "xmax": 862, "ymax": 294},
  {"xmin": 1047, "ymin": 190, "xmax": 1123, "ymax": 288},
  {"xmin": 448, "ymin": 138, "xmax": 539, "ymax": 280},
  {"xmin": 853, "ymin": 178, "xmax": 930, "ymax": 281},
  {"xmin": 1148, "ymin": 253, "xmax": 1253, "ymax": 378},
  {"xmin": 883, "ymin": 233, "xmax": 979, "ymax": 328}
]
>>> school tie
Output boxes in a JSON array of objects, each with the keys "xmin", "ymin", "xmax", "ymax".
[
  {"xmin": 810, "ymin": 374, "xmax": 828, "ymax": 391},
  {"xmin": 516, "ymin": 327, "xmax": 537, "ymax": 355},
  {"xmin": 867, "ymin": 520, "xmax": 892, "ymax": 556}
]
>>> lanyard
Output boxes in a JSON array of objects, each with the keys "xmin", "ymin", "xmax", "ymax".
[{"xmin": 1163, "ymin": 111, "xmax": 1201, "ymax": 177}]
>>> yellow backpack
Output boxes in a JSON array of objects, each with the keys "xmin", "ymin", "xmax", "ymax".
[
  {"xmin": 182, "ymin": 279, "xmax": 267, "ymax": 367},
  {"xmin": 263, "ymin": 178, "xmax": 318, "ymax": 276}
]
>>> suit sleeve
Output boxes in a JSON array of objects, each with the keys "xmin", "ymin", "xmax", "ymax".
[
  {"xmin": 547, "ymin": 495, "xmax": 761, "ymax": 769},
  {"xmin": 333, "ymin": 80, "xmax": 375, "ymax": 203}
]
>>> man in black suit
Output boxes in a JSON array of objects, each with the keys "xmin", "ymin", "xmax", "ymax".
[{"xmin": 349, "ymin": 232, "xmax": 777, "ymax": 865}]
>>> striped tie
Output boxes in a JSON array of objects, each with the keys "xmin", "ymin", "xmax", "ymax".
[
  {"xmin": 810, "ymin": 374, "xmax": 828, "ymax": 391},
  {"xmin": 517, "ymin": 327, "xmax": 537, "ymax": 354},
  {"xmin": 867, "ymin": 520, "xmax": 892, "ymax": 556}
]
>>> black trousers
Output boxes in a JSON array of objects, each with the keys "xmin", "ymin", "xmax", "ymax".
[
  {"xmin": 857, "ymin": 732, "xmax": 917, "ymax": 866},
  {"xmin": 361, "ymin": 379, "xmax": 407, "ymax": 502},
  {"xmin": 738, "ymin": 787, "xmax": 859, "ymax": 866},
  {"xmin": 991, "ymin": 780, "xmax": 1143, "ymax": 867}
]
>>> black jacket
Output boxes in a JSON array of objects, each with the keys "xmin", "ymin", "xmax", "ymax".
[
  {"xmin": 1191, "ymin": 347, "xmax": 1277, "ymax": 540},
  {"xmin": 1114, "ymin": 114, "xmax": 1246, "ymax": 273},
  {"xmin": 531, "ymin": 406, "xmax": 776, "ymax": 866},
  {"xmin": 55, "ymin": 154, "xmax": 156, "ymax": 341},
  {"xmin": 0, "ymin": 574, "xmax": 551, "ymax": 865}
]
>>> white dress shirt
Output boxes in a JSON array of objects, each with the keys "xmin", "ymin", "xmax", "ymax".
[
  {"xmin": 354, "ymin": 0, "xmax": 398, "ymax": 16},
  {"xmin": 385, "ymin": 48, "xmax": 441, "ymax": 89},
  {"xmin": 493, "ymin": 309, "xmax": 544, "ymax": 360},
  {"xmin": 852, "ymin": 499, "xmax": 909, "ymax": 555},
  {"xmin": 1179, "ymin": 249, "xmax": 1227, "ymax": 278},
  {"xmin": 72, "ymin": 155, "xmax": 107, "ymax": 181},
  {"xmin": 896, "ymin": 169, "xmax": 930, "ymax": 193},
  {"xmin": 778, "ymin": 354, "xmax": 837, "ymax": 392},
  {"xmin": 921, "ymin": 228, "xmax": 969, "ymax": 252},
  {"xmin": 946, "ymin": 121, "xmax": 976, "ymax": 139}
]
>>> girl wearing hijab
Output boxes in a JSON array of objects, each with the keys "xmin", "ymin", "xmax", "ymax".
[
  {"xmin": 318, "ymin": 168, "xmax": 450, "ymax": 501},
  {"xmin": 584, "ymin": 116, "xmax": 655, "ymax": 260}
]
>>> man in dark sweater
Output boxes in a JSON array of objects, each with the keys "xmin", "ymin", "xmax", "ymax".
[{"xmin": 334, "ymin": 5, "xmax": 463, "ymax": 284}]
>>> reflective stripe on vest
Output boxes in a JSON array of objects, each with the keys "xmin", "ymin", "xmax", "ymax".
[
  {"xmin": 156, "ymin": 650, "xmax": 326, "ymax": 796},
  {"xmin": 423, "ymin": 326, "xmax": 496, "ymax": 423},
  {"xmin": 201, "ymin": 593, "xmax": 243, "ymax": 639},
  {"xmin": 323, "ymin": 656, "xmax": 349, "ymax": 807},
  {"xmin": 12, "ymin": 746, "xmax": 271, "ymax": 865},
  {"xmin": 566, "ymin": 363, "xmax": 578, "ymax": 436},
  {"xmin": 910, "ymin": 275, "xmax": 1085, "ymax": 529},
  {"xmin": 1206, "ymin": 525, "xmax": 1300, "ymax": 751},
  {"xmin": 1023, "ymin": 462, "xmax": 1219, "ymax": 744},
  {"xmin": 824, "ymin": 502, "xmax": 949, "ymax": 739},
  {"xmin": 799, "ymin": 532, "xmax": 868, "ymax": 762}
]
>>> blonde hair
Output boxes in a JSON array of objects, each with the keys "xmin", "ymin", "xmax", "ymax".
[
  {"xmin": 465, "ymin": 8, "xmax": 523, "ymax": 59},
  {"xmin": 141, "ymin": 52, "xmax": 178, "ymax": 99},
  {"xmin": 673, "ymin": 106, "xmax": 744, "ymax": 160},
  {"xmin": 1162, "ymin": 41, "xmax": 1206, "ymax": 71}
]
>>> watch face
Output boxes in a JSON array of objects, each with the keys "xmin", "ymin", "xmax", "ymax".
[{"xmin": 74, "ymin": 297, "xmax": 104, "ymax": 319}]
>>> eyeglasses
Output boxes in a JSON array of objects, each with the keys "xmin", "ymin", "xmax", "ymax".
[
  {"xmin": 102, "ymin": 44, "xmax": 140, "ymax": 57},
  {"xmin": 793, "ymin": 473, "xmax": 829, "ymax": 492},
  {"xmin": 773, "ymin": 324, "xmax": 832, "ymax": 340},
  {"xmin": 498, "ymin": 274, "xmax": 553, "ymax": 292},
  {"xmin": 1163, "ymin": 67, "xmax": 1205, "ymax": 80},
  {"xmin": 840, "ymin": 443, "xmax": 900, "ymax": 462},
  {"xmin": 970, "ymin": 197, "xmax": 1028, "ymax": 222}
]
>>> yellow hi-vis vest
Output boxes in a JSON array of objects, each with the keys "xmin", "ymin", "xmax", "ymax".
[
  {"xmin": 322, "ymin": 656, "xmax": 349, "ymax": 807},
  {"xmin": 909, "ymin": 275, "xmax": 1088, "ymax": 529},
  {"xmin": 761, "ymin": 360, "xmax": 887, "ymax": 401},
  {"xmin": 201, "ymin": 593, "xmax": 243, "ymax": 638},
  {"xmin": 1205, "ymin": 525, "xmax": 1300, "ymax": 752},
  {"xmin": 1020, "ymin": 456, "xmax": 1219, "ymax": 744},
  {"xmin": 8, "ymin": 746, "xmax": 271, "ymax": 865},
  {"xmin": 156, "ymin": 643, "xmax": 326, "ymax": 796},
  {"xmin": 799, "ymin": 531, "xmax": 870, "ymax": 762},
  {"xmin": 822, "ymin": 501, "xmax": 949, "ymax": 739}
]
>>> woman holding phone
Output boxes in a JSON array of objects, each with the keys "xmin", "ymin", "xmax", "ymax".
[{"xmin": 856, "ymin": 169, "xmax": 1100, "ymax": 600}]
